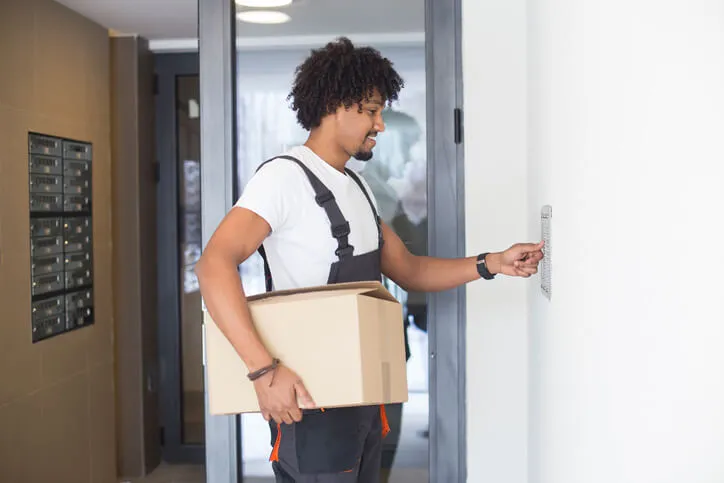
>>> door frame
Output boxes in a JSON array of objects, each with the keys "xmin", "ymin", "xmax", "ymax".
[
  {"xmin": 198, "ymin": 0, "xmax": 466, "ymax": 481},
  {"xmin": 425, "ymin": 0, "xmax": 467, "ymax": 480},
  {"xmin": 154, "ymin": 52, "xmax": 205, "ymax": 465}
]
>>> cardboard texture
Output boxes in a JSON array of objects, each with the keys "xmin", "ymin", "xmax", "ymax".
[{"xmin": 204, "ymin": 281, "xmax": 409, "ymax": 415}]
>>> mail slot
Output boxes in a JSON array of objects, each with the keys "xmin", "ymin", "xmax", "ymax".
[
  {"xmin": 64, "ymin": 252, "xmax": 91, "ymax": 271},
  {"xmin": 63, "ymin": 194, "xmax": 90, "ymax": 213},
  {"xmin": 63, "ymin": 141, "xmax": 92, "ymax": 160},
  {"xmin": 66, "ymin": 306, "xmax": 94, "ymax": 330},
  {"xmin": 32, "ymin": 273, "xmax": 64, "ymax": 296},
  {"xmin": 66, "ymin": 289, "xmax": 93, "ymax": 312},
  {"xmin": 64, "ymin": 233, "xmax": 91, "ymax": 253},
  {"xmin": 30, "ymin": 174, "xmax": 62, "ymax": 194},
  {"xmin": 32, "ymin": 315, "xmax": 65, "ymax": 342},
  {"xmin": 29, "ymin": 134, "xmax": 63, "ymax": 157},
  {"xmin": 30, "ymin": 217, "xmax": 62, "ymax": 237},
  {"xmin": 63, "ymin": 174, "xmax": 91, "ymax": 195},
  {"xmin": 65, "ymin": 268, "xmax": 92, "ymax": 290},
  {"xmin": 30, "ymin": 193, "xmax": 63, "ymax": 212},
  {"xmin": 31, "ymin": 255, "xmax": 63, "ymax": 276},
  {"xmin": 29, "ymin": 155, "xmax": 63, "ymax": 175},
  {"xmin": 63, "ymin": 216, "xmax": 91, "ymax": 236},
  {"xmin": 31, "ymin": 235, "xmax": 63, "ymax": 256},
  {"xmin": 63, "ymin": 159, "xmax": 90, "ymax": 177},
  {"xmin": 32, "ymin": 295, "xmax": 65, "ymax": 321}
]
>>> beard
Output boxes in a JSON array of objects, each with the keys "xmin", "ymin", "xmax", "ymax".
[
  {"xmin": 352, "ymin": 133, "xmax": 376, "ymax": 161},
  {"xmin": 352, "ymin": 149, "xmax": 374, "ymax": 161}
]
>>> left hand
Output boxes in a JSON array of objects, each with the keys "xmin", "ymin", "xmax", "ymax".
[{"xmin": 487, "ymin": 241, "xmax": 545, "ymax": 278}]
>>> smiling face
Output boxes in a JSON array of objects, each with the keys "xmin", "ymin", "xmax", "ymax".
[{"xmin": 334, "ymin": 90, "xmax": 386, "ymax": 162}]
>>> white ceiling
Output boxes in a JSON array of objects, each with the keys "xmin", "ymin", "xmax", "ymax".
[{"xmin": 54, "ymin": 0, "xmax": 424, "ymax": 43}]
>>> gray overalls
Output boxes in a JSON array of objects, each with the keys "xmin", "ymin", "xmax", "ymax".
[{"xmin": 257, "ymin": 155, "xmax": 388, "ymax": 482}]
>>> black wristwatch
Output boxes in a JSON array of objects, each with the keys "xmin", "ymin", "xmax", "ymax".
[{"xmin": 476, "ymin": 253, "xmax": 496, "ymax": 280}]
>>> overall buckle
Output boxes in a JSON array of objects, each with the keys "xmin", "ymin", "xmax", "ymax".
[
  {"xmin": 315, "ymin": 191, "xmax": 335, "ymax": 206},
  {"xmin": 335, "ymin": 245, "xmax": 355, "ymax": 258},
  {"xmin": 331, "ymin": 222, "xmax": 351, "ymax": 238}
]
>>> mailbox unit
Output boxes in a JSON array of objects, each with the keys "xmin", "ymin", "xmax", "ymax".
[{"xmin": 28, "ymin": 133, "xmax": 94, "ymax": 342}]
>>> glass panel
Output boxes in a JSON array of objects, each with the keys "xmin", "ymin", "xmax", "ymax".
[
  {"xmin": 176, "ymin": 74, "xmax": 205, "ymax": 445},
  {"xmin": 233, "ymin": 13, "xmax": 429, "ymax": 482},
  {"xmin": 235, "ymin": 49, "xmax": 304, "ymax": 480}
]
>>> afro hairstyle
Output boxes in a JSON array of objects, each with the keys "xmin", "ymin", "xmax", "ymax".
[{"xmin": 288, "ymin": 37, "xmax": 405, "ymax": 130}]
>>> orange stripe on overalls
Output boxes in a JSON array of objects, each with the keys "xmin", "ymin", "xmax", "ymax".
[
  {"xmin": 269, "ymin": 422, "xmax": 282, "ymax": 462},
  {"xmin": 270, "ymin": 406, "xmax": 390, "ymax": 462},
  {"xmin": 380, "ymin": 405, "xmax": 390, "ymax": 438}
]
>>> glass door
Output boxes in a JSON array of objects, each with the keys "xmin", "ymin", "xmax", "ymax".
[
  {"xmin": 231, "ymin": 39, "xmax": 430, "ymax": 483},
  {"xmin": 155, "ymin": 53, "xmax": 205, "ymax": 464},
  {"xmin": 199, "ymin": 0, "xmax": 467, "ymax": 481}
]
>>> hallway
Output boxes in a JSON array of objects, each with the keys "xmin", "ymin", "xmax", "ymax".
[
  {"xmin": 125, "ymin": 378, "xmax": 430, "ymax": 483},
  {"xmin": 124, "ymin": 464, "xmax": 428, "ymax": 483}
]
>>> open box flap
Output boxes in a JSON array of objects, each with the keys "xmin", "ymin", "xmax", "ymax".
[{"xmin": 246, "ymin": 280, "xmax": 398, "ymax": 304}]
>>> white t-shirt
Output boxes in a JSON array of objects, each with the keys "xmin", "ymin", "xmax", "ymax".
[{"xmin": 234, "ymin": 145, "xmax": 380, "ymax": 291}]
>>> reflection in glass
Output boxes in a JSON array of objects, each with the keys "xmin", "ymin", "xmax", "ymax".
[{"xmin": 176, "ymin": 75, "xmax": 205, "ymax": 445}]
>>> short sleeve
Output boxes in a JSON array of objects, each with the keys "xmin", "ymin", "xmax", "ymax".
[{"xmin": 234, "ymin": 160, "xmax": 300, "ymax": 232}]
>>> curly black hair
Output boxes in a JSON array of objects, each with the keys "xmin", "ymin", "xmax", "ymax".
[{"xmin": 288, "ymin": 37, "xmax": 405, "ymax": 130}]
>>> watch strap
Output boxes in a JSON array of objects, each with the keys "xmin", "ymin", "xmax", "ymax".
[{"xmin": 476, "ymin": 253, "xmax": 496, "ymax": 280}]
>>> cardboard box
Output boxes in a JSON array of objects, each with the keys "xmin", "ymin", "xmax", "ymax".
[{"xmin": 204, "ymin": 281, "xmax": 409, "ymax": 415}]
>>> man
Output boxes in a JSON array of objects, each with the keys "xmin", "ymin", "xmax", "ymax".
[{"xmin": 195, "ymin": 37, "xmax": 544, "ymax": 483}]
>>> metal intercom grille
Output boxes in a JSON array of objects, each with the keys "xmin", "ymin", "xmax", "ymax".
[{"xmin": 541, "ymin": 205, "xmax": 552, "ymax": 300}]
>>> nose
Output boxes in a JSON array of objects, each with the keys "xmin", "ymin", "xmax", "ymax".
[{"xmin": 375, "ymin": 113, "xmax": 385, "ymax": 133}]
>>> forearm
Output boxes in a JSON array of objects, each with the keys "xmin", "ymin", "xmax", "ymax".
[
  {"xmin": 195, "ymin": 256, "xmax": 273, "ymax": 372},
  {"xmin": 403, "ymin": 253, "xmax": 501, "ymax": 292}
]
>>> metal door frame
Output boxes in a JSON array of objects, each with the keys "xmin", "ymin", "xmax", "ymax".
[
  {"xmin": 155, "ymin": 52, "xmax": 205, "ymax": 465},
  {"xmin": 199, "ymin": 0, "xmax": 466, "ymax": 480}
]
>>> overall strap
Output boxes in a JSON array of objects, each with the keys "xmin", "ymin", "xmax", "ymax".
[
  {"xmin": 345, "ymin": 168, "xmax": 384, "ymax": 249},
  {"xmin": 255, "ymin": 155, "xmax": 355, "ymax": 292}
]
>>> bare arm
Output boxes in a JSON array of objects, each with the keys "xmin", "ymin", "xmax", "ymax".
[
  {"xmin": 196, "ymin": 207, "xmax": 315, "ymax": 424},
  {"xmin": 196, "ymin": 206, "xmax": 315, "ymax": 425},
  {"xmin": 381, "ymin": 222, "xmax": 481, "ymax": 292},
  {"xmin": 194, "ymin": 207, "xmax": 274, "ymax": 372},
  {"xmin": 381, "ymin": 222, "xmax": 544, "ymax": 292}
]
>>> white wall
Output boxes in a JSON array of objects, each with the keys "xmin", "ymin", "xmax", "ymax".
[
  {"xmin": 464, "ymin": 0, "xmax": 724, "ymax": 482},
  {"xmin": 462, "ymin": 1, "xmax": 529, "ymax": 482}
]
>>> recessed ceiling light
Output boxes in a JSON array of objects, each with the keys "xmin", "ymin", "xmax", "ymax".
[
  {"xmin": 236, "ymin": 0, "xmax": 293, "ymax": 7},
  {"xmin": 237, "ymin": 10, "xmax": 291, "ymax": 24}
]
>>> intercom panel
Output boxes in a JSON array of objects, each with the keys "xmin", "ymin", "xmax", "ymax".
[{"xmin": 541, "ymin": 205, "xmax": 552, "ymax": 300}]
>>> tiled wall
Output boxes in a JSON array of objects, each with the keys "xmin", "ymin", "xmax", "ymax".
[{"xmin": 0, "ymin": 1, "xmax": 116, "ymax": 482}]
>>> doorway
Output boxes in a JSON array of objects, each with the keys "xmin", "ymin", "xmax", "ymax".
[
  {"xmin": 231, "ymin": 44, "xmax": 430, "ymax": 482},
  {"xmin": 155, "ymin": 0, "xmax": 466, "ymax": 481},
  {"xmin": 155, "ymin": 52, "xmax": 204, "ymax": 464}
]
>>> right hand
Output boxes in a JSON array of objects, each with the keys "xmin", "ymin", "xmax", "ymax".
[{"xmin": 253, "ymin": 364, "xmax": 315, "ymax": 425}]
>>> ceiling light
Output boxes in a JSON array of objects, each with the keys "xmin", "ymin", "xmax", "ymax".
[
  {"xmin": 236, "ymin": 0, "xmax": 293, "ymax": 7},
  {"xmin": 237, "ymin": 10, "xmax": 291, "ymax": 24}
]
